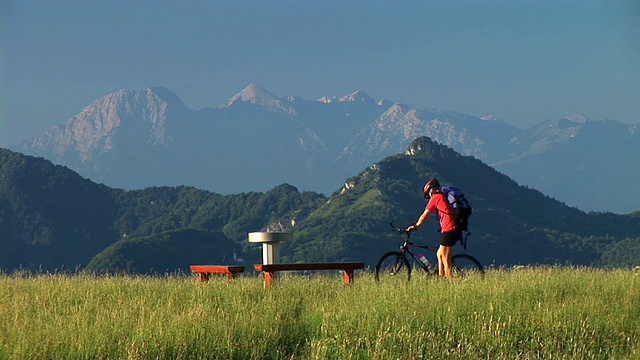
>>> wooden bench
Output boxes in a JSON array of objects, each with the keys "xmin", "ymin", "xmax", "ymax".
[
  {"xmin": 253, "ymin": 262, "xmax": 365, "ymax": 288},
  {"xmin": 190, "ymin": 265, "xmax": 246, "ymax": 282}
]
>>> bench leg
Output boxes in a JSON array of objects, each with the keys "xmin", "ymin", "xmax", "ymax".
[
  {"xmin": 263, "ymin": 271, "xmax": 273, "ymax": 288},
  {"xmin": 343, "ymin": 269, "xmax": 355, "ymax": 284},
  {"xmin": 227, "ymin": 271, "xmax": 240, "ymax": 280},
  {"xmin": 198, "ymin": 273, "xmax": 211, "ymax": 282}
]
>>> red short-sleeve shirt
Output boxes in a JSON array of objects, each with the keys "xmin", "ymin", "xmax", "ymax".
[{"xmin": 426, "ymin": 192, "xmax": 456, "ymax": 232}]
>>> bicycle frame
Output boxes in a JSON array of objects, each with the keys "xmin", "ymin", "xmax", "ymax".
[
  {"xmin": 376, "ymin": 221, "xmax": 483, "ymax": 280},
  {"xmin": 390, "ymin": 222, "xmax": 440, "ymax": 273}
]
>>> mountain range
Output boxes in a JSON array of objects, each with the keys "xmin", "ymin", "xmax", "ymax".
[{"xmin": 13, "ymin": 84, "xmax": 640, "ymax": 213}]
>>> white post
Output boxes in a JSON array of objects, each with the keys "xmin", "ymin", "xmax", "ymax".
[
  {"xmin": 262, "ymin": 242, "xmax": 280, "ymax": 265},
  {"xmin": 248, "ymin": 232, "xmax": 293, "ymax": 287}
]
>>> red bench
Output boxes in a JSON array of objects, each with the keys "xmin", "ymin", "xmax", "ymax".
[
  {"xmin": 253, "ymin": 262, "xmax": 365, "ymax": 288},
  {"xmin": 190, "ymin": 265, "xmax": 246, "ymax": 282}
]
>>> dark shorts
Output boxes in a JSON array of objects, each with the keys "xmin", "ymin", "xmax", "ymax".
[{"xmin": 440, "ymin": 228, "xmax": 463, "ymax": 247}]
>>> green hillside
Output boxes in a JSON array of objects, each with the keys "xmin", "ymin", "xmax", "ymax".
[
  {"xmin": 1, "ymin": 140, "xmax": 638, "ymax": 274},
  {"xmin": 286, "ymin": 137, "xmax": 640, "ymax": 266},
  {"xmin": 0, "ymin": 149, "xmax": 119, "ymax": 270},
  {"xmin": 85, "ymin": 228, "xmax": 237, "ymax": 274}
]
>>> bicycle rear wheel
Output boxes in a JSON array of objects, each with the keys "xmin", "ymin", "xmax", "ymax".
[
  {"xmin": 375, "ymin": 251, "xmax": 411, "ymax": 282},
  {"xmin": 451, "ymin": 254, "xmax": 484, "ymax": 278}
]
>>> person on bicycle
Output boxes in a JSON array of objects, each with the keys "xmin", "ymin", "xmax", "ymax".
[{"xmin": 407, "ymin": 178, "xmax": 462, "ymax": 277}]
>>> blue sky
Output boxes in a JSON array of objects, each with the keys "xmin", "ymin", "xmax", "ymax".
[{"xmin": 1, "ymin": 0, "xmax": 639, "ymax": 147}]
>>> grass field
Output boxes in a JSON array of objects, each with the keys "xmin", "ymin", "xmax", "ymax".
[{"xmin": 1, "ymin": 267, "xmax": 638, "ymax": 359}]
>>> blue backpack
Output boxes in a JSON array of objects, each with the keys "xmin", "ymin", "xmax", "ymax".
[{"xmin": 441, "ymin": 186, "xmax": 472, "ymax": 232}]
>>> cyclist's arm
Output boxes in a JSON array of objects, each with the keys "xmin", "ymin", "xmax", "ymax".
[{"xmin": 408, "ymin": 208, "xmax": 430, "ymax": 231}]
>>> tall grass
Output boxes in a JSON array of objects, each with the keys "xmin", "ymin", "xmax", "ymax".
[{"xmin": 1, "ymin": 268, "xmax": 638, "ymax": 359}]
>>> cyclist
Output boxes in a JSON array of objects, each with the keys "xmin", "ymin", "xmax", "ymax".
[{"xmin": 407, "ymin": 178, "xmax": 462, "ymax": 277}]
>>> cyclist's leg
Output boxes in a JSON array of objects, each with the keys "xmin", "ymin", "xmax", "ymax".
[
  {"xmin": 437, "ymin": 245, "xmax": 453, "ymax": 276},
  {"xmin": 438, "ymin": 229, "xmax": 462, "ymax": 277}
]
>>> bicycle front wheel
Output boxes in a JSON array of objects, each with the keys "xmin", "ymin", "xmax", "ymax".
[
  {"xmin": 451, "ymin": 254, "xmax": 484, "ymax": 278},
  {"xmin": 375, "ymin": 251, "xmax": 411, "ymax": 282}
]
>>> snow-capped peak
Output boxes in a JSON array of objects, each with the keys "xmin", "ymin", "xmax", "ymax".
[
  {"xmin": 318, "ymin": 96, "xmax": 336, "ymax": 104},
  {"xmin": 339, "ymin": 90, "xmax": 374, "ymax": 103},
  {"xmin": 228, "ymin": 83, "xmax": 278, "ymax": 106},
  {"xmin": 226, "ymin": 83, "xmax": 296, "ymax": 114}
]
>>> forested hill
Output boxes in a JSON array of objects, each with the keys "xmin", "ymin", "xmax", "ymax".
[
  {"xmin": 1, "ymin": 143, "xmax": 638, "ymax": 274},
  {"xmin": 0, "ymin": 149, "xmax": 118, "ymax": 270},
  {"xmin": 0, "ymin": 148, "xmax": 326, "ymax": 273}
]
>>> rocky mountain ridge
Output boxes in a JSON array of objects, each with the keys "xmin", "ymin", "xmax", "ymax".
[{"xmin": 13, "ymin": 84, "xmax": 640, "ymax": 213}]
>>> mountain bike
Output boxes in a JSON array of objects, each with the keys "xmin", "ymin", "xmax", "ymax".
[{"xmin": 375, "ymin": 222, "xmax": 484, "ymax": 282}]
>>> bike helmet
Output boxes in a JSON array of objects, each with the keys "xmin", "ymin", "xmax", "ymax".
[{"xmin": 423, "ymin": 178, "xmax": 440, "ymax": 198}]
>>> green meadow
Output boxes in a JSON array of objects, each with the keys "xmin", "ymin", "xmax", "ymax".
[{"xmin": 1, "ymin": 267, "xmax": 638, "ymax": 360}]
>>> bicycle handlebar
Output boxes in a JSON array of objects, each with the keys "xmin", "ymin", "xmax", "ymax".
[{"xmin": 389, "ymin": 221, "xmax": 414, "ymax": 236}]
